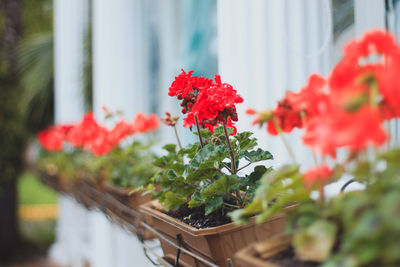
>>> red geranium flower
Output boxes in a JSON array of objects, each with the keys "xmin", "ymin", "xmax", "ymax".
[
  {"xmin": 168, "ymin": 69, "xmax": 213, "ymax": 114},
  {"xmin": 303, "ymin": 165, "xmax": 332, "ymax": 188},
  {"xmin": 67, "ymin": 112, "xmax": 101, "ymax": 148},
  {"xmin": 132, "ymin": 112, "xmax": 160, "ymax": 133},
  {"xmin": 89, "ymin": 127, "xmax": 114, "ymax": 156},
  {"xmin": 168, "ymin": 69, "xmax": 195, "ymax": 98},
  {"xmin": 329, "ymin": 30, "xmax": 400, "ymax": 119},
  {"xmin": 266, "ymin": 98, "xmax": 303, "ymax": 136},
  {"xmin": 108, "ymin": 120, "xmax": 136, "ymax": 145},
  {"xmin": 286, "ymin": 74, "xmax": 329, "ymax": 118},
  {"xmin": 185, "ymin": 74, "xmax": 243, "ymax": 134},
  {"xmin": 38, "ymin": 125, "xmax": 72, "ymax": 151},
  {"xmin": 302, "ymin": 106, "xmax": 387, "ymax": 158}
]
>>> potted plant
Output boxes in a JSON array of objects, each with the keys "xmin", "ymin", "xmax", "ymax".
[
  {"xmin": 233, "ymin": 29, "xmax": 400, "ymax": 266},
  {"xmin": 37, "ymin": 109, "xmax": 160, "ymax": 212},
  {"xmin": 140, "ymin": 70, "xmax": 289, "ymax": 267}
]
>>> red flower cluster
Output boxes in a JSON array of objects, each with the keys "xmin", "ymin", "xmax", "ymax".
[
  {"xmin": 329, "ymin": 29, "xmax": 400, "ymax": 119},
  {"xmin": 248, "ymin": 30, "xmax": 398, "ymax": 158},
  {"xmin": 38, "ymin": 111, "xmax": 159, "ymax": 156},
  {"xmin": 38, "ymin": 125, "xmax": 73, "ymax": 151},
  {"xmin": 266, "ymin": 98, "xmax": 303, "ymax": 136},
  {"xmin": 303, "ymin": 106, "xmax": 387, "ymax": 158},
  {"xmin": 131, "ymin": 112, "xmax": 160, "ymax": 133},
  {"xmin": 168, "ymin": 69, "xmax": 213, "ymax": 114},
  {"xmin": 248, "ymin": 74, "xmax": 328, "ymax": 136},
  {"xmin": 303, "ymin": 165, "xmax": 332, "ymax": 188},
  {"xmin": 169, "ymin": 70, "xmax": 243, "ymax": 134}
]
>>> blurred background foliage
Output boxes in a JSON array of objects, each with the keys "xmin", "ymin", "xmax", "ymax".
[{"xmin": 0, "ymin": 0, "xmax": 56, "ymax": 261}]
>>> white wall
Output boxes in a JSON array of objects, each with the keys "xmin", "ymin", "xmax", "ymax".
[
  {"xmin": 217, "ymin": 0, "xmax": 332, "ymax": 168},
  {"xmin": 91, "ymin": 1, "xmax": 157, "ymax": 266},
  {"xmin": 52, "ymin": 0, "xmax": 90, "ymax": 266}
]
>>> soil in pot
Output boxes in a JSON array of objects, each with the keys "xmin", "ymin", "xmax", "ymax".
[{"xmin": 164, "ymin": 204, "xmax": 233, "ymax": 229}]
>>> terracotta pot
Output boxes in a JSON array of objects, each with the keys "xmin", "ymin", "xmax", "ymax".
[
  {"xmin": 103, "ymin": 183, "xmax": 155, "ymax": 240},
  {"xmin": 140, "ymin": 201, "xmax": 292, "ymax": 267},
  {"xmin": 39, "ymin": 171, "xmax": 71, "ymax": 193},
  {"xmin": 103, "ymin": 183, "xmax": 152, "ymax": 210},
  {"xmin": 234, "ymin": 235, "xmax": 291, "ymax": 267}
]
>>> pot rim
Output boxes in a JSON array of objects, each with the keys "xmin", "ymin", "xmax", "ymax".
[{"xmin": 139, "ymin": 200, "xmax": 294, "ymax": 237}]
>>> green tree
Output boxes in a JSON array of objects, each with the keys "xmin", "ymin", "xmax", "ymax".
[
  {"xmin": 0, "ymin": 0, "xmax": 25, "ymax": 258},
  {"xmin": 0, "ymin": 0, "xmax": 52, "ymax": 258}
]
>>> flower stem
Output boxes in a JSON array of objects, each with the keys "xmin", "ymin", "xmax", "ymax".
[
  {"xmin": 194, "ymin": 116, "xmax": 204, "ymax": 148},
  {"xmin": 222, "ymin": 119, "xmax": 243, "ymax": 207},
  {"xmin": 222, "ymin": 120, "xmax": 237, "ymax": 174},
  {"xmin": 280, "ymin": 134, "xmax": 296, "ymax": 164},
  {"xmin": 173, "ymin": 125, "xmax": 182, "ymax": 150},
  {"xmin": 319, "ymin": 186, "xmax": 325, "ymax": 203},
  {"xmin": 273, "ymin": 119, "xmax": 297, "ymax": 165}
]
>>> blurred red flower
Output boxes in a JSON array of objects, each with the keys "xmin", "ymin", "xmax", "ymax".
[
  {"xmin": 38, "ymin": 125, "xmax": 72, "ymax": 151},
  {"xmin": 266, "ymin": 98, "xmax": 303, "ymax": 136},
  {"xmin": 329, "ymin": 29, "xmax": 400, "ymax": 119},
  {"xmin": 67, "ymin": 112, "xmax": 102, "ymax": 148},
  {"xmin": 108, "ymin": 120, "xmax": 136, "ymax": 145},
  {"xmin": 303, "ymin": 165, "xmax": 332, "ymax": 188},
  {"xmin": 132, "ymin": 112, "xmax": 160, "ymax": 133},
  {"xmin": 286, "ymin": 74, "xmax": 329, "ymax": 118},
  {"xmin": 303, "ymin": 106, "xmax": 387, "ymax": 158}
]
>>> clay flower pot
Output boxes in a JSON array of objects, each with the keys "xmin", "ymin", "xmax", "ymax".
[
  {"xmin": 140, "ymin": 201, "xmax": 292, "ymax": 267},
  {"xmin": 235, "ymin": 235, "xmax": 291, "ymax": 267},
  {"xmin": 103, "ymin": 183, "xmax": 152, "ymax": 210},
  {"xmin": 103, "ymin": 184, "xmax": 155, "ymax": 239},
  {"xmin": 38, "ymin": 170, "xmax": 72, "ymax": 193}
]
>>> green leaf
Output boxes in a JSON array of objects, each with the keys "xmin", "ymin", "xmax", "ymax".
[
  {"xmin": 170, "ymin": 162, "xmax": 185, "ymax": 175},
  {"xmin": 229, "ymin": 198, "xmax": 262, "ymax": 224},
  {"xmin": 240, "ymin": 148, "xmax": 273, "ymax": 163},
  {"xmin": 201, "ymin": 175, "xmax": 239, "ymax": 198},
  {"xmin": 205, "ymin": 196, "xmax": 224, "ymax": 215},
  {"xmin": 247, "ymin": 165, "xmax": 270, "ymax": 184},
  {"xmin": 178, "ymin": 143, "xmax": 200, "ymax": 158},
  {"xmin": 188, "ymin": 192, "xmax": 205, "ymax": 208},
  {"xmin": 164, "ymin": 192, "xmax": 186, "ymax": 210},
  {"xmin": 213, "ymin": 126, "xmax": 233, "ymax": 136},
  {"xmin": 186, "ymin": 168, "xmax": 220, "ymax": 183},
  {"xmin": 193, "ymin": 128, "xmax": 213, "ymax": 140},
  {"xmin": 152, "ymin": 155, "xmax": 171, "ymax": 168},
  {"xmin": 234, "ymin": 131, "xmax": 258, "ymax": 151},
  {"xmin": 167, "ymin": 169, "xmax": 178, "ymax": 180},
  {"xmin": 237, "ymin": 165, "xmax": 272, "ymax": 199},
  {"xmin": 190, "ymin": 144, "xmax": 229, "ymax": 168},
  {"xmin": 162, "ymin": 143, "xmax": 177, "ymax": 153}
]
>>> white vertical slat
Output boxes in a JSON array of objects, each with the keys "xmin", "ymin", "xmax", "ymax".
[
  {"xmin": 51, "ymin": 1, "xmax": 89, "ymax": 266},
  {"xmin": 93, "ymin": 0, "xmax": 150, "ymax": 120},
  {"xmin": 318, "ymin": 0, "xmax": 333, "ymax": 77},
  {"xmin": 54, "ymin": 0, "xmax": 87, "ymax": 123},
  {"xmin": 354, "ymin": 0, "xmax": 386, "ymax": 37},
  {"xmin": 91, "ymin": 1, "xmax": 154, "ymax": 267},
  {"xmin": 157, "ymin": 0, "xmax": 184, "ymax": 146},
  {"xmin": 217, "ymin": 0, "xmax": 332, "ymax": 168}
]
